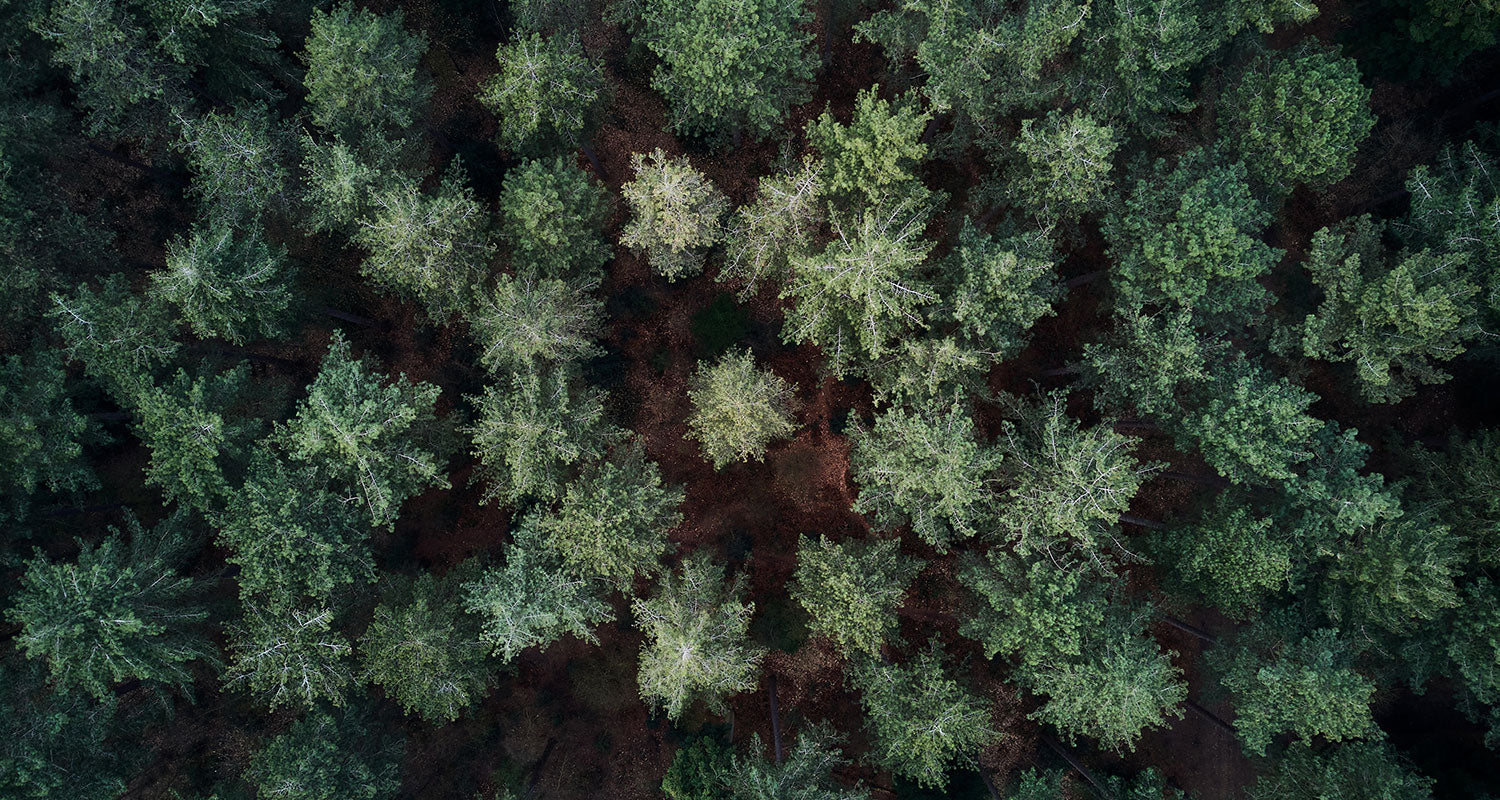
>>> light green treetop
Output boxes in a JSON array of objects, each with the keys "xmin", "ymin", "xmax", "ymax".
[
  {"xmin": 686, "ymin": 348, "xmax": 798, "ymax": 469},
  {"xmin": 790, "ymin": 534, "xmax": 923, "ymax": 658}
]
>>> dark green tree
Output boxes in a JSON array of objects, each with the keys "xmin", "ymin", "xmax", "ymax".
[
  {"xmin": 958, "ymin": 550, "xmax": 1108, "ymax": 667},
  {"xmin": 50, "ymin": 275, "xmax": 180, "ymax": 401},
  {"xmin": 1320, "ymin": 506, "xmax": 1463, "ymax": 635},
  {"xmin": 6, "ymin": 511, "xmax": 212, "ymax": 698},
  {"xmin": 0, "ymin": 347, "xmax": 99, "ymax": 520},
  {"xmin": 942, "ymin": 222, "xmax": 1061, "ymax": 361},
  {"xmin": 224, "ymin": 603, "xmax": 354, "ymax": 710},
  {"xmin": 1247, "ymin": 742, "xmax": 1434, "ymax": 800},
  {"xmin": 246, "ymin": 708, "xmax": 402, "ymax": 800},
  {"xmin": 1178, "ymin": 356, "xmax": 1321, "ymax": 484},
  {"xmin": 496, "ymin": 155, "xmax": 613, "ymax": 281},
  {"xmin": 301, "ymin": 3, "xmax": 430, "ymax": 141},
  {"xmin": 360, "ymin": 572, "xmax": 490, "ymax": 723},
  {"xmin": 1444, "ymin": 579, "xmax": 1500, "ymax": 747},
  {"xmin": 848, "ymin": 397, "xmax": 1001, "ymax": 552},
  {"xmin": 1080, "ymin": 310, "xmax": 1225, "ymax": 419},
  {"xmin": 278, "ymin": 331, "xmax": 450, "ymax": 529},
  {"xmin": 175, "ymin": 103, "xmax": 294, "ymax": 223},
  {"xmin": 152, "ymin": 222, "xmax": 294, "ymax": 344},
  {"xmin": 0, "ymin": 657, "xmax": 130, "ymax": 800},
  {"xmin": 790, "ymin": 534, "xmax": 922, "ymax": 658},
  {"xmin": 1152, "ymin": 492, "xmax": 1294, "ymax": 619},
  {"xmin": 1407, "ymin": 429, "xmax": 1500, "ymax": 565},
  {"xmin": 481, "ymin": 32, "xmax": 605, "ymax": 152},
  {"xmin": 719, "ymin": 722, "xmax": 873, "ymax": 800},
  {"xmin": 1397, "ymin": 139, "xmax": 1499, "ymax": 309},
  {"xmin": 133, "ymin": 364, "xmax": 258, "ymax": 514}
]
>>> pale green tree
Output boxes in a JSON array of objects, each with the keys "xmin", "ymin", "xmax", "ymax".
[
  {"xmin": 686, "ymin": 348, "xmax": 798, "ymax": 469},
  {"xmin": 790, "ymin": 535, "xmax": 923, "ymax": 657},
  {"xmin": 620, "ymin": 149, "xmax": 729, "ymax": 281},
  {"xmin": 469, "ymin": 274, "xmax": 604, "ymax": 374},
  {"xmin": 807, "ymin": 87, "xmax": 931, "ymax": 208},
  {"xmin": 720, "ymin": 160, "xmax": 823, "ymax": 298},
  {"xmin": 1006, "ymin": 109, "xmax": 1117, "ymax": 220}
]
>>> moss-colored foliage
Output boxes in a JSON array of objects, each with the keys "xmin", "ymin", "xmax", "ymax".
[
  {"xmin": 1321, "ymin": 506, "xmax": 1462, "ymax": 635},
  {"xmin": 153, "ymin": 222, "xmax": 294, "ymax": 344},
  {"xmin": 1222, "ymin": 43, "xmax": 1374, "ymax": 191},
  {"xmin": 1153, "ymin": 493, "xmax": 1293, "ymax": 618},
  {"xmin": 467, "ymin": 364, "xmax": 619, "ymax": 506},
  {"xmin": 790, "ymin": 534, "xmax": 922, "ymax": 658},
  {"xmin": 0, "ymin": 657, "xmax": 130, "ymax": 800},
  {"xmin": 849, "ymin": 641, "xmax": 997, "ymax": 789},
  {"xmin": 943, "ymin": 222, "xmax": 1061, "ymax": 360},
  {"xmin": 535, "ymin": 443, "xmax": 684, "ymax": 587},
  {"xmin": 247, "ymin": 708, "xmax": 402, "ymax": 800},
  {"xmin": 463, "ymin": 518, "xmax": 615, "ymax": 662},
  {"xmin": 482, "ymin": 32, "xmax": 604, "ymax": 152},
  {"xmin": 175, "ymin": 103, "xmax": 293, "ymax": 223},
  {"xmin": 720, "ymin": 161, "xmax": 823, "ymax": 298},
  {"xmin": 620, "ymin": 149, "xmax": 729, "ymax": 281},
  {"xmin": 0, "ymin": 347, "xmax": 99, "ymax": 520},
  {"xmin": 1208, "ymin": 613, "xmax": 1378, "ymax": 756},
  {"xmin": 278, "ymin": 331, "xmax": 450, "ymax": 529},
  {"xmin": 496, "ymin": 156, "xmax": 613, "ymax": 281},
  {"xmin": 959, "ymin": 550, "xmax": 1108, "ymax": 666},
  {"xmin": 302, "ymin": 3, "xmax": 430, "ymax": 140},
  {"xmin": 470, "ymin": 274, "xmax": 604, "ymax": 373},
  {"xmin": 1247, "ymin": 741, "xmax": 1435, "ymax": 800},
  {"xmin": 1081, "ymin": 310, "xmax": 1225, "ymax": 419},
  {"xmin": 1179, "ymin": 356, "xmax": 1320, "ymax": 484},
  {"xmin": 634, "ymin": 551, "xmax": 765, "ymax": 719},
  {"xmin": 361, "ymin": 572, "xmax": 490, "ymax": 723},
  {"xmin": 1007, "ymin": 109, "xmax": 1118, "ymax": 219},
  {"xmin": 6, "ymin": 511, "xmax": 212, "ymax": 698},
  {"xmin": 686, "ymin": 348, "xmax": 797, "ymax": 469},
  {"xmin": 662, "ymin": 736, "xmax": 732, "ymax": 800},
  {"xmin": 849, "ymin": 397, "xmax": 1001, "ymax": 551},
  {"xmin": 807, "ymin": 87, "xmax": 931, "ymax": 208},
  {"xmin": 224, "ymin": 603, "xmax": 354, "ymax": 710},
  {"xmin": 50, "ymin": 274, "xmax": 181, "ymax": 401},
  {"xmin": 631, "ymin": 0, "xmax": 815, "ymax": 138},
  {"xmin": 134, "ymin": 363, "xmax": 258, "ymax": 514},
  {"xmin": 1298, "ymin": 215, "xmax": 1482, "ymax": 403}
]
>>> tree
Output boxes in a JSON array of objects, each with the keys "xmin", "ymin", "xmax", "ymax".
[
  {"xmin": 1320, "ymin": 506, "xmax": 1463, "ymax": 635},
  {"xmin": 1080, "ymin": 310, "xmax": 1225, "ymax": 419},
  {"xmin": 50, "ymin": 275, "xmax": 180, "ymax": 401},
  {"xmin": 687, "ymin": 348, "xmax": 798, "ymax": 469},
  {"xmin": 481, "ymin": 32, "xmax": 605, "ymax": 152},
  {"xmin": 1153, "ymin": 492, "xmax": 1293, "ymax": 619},
  {"xmin": 1005, "ymin": 109, "xmax": 1117, "ymax": 220},
  {"xmin": 469, "ymin": 274, "xmax": 604, "ymax": 373},
  {"xmin": 633, "ymin": 551, "xmax": 765, "ymax": 720},
  {"xmin": 360, "ymin": 572, "xmax": 490, "ymax": 723},
  {"xmin": 1297, "ymin": 216, "xmax": 1481, "ymax": 403},
  {"xmin": 355, "ymin": 165, "xmax": 497, "ymax": 321},
  {"xmin": 496, "ymin": 155, "xmax": 613, "ymax": 281},
  {"xmin": 958, "ymin": 550, "xmax": 1108, "ymax": 666},
  {"xmin": 719, "ymin": 722, "xmax": 873, "ymax": 800},
  {"xmin": 535, "ymin": 444, "xmax": 684, "ymax": 587},
  {"xmin": 720, "ymin": 160, "xmax": 823, "ymax": 298},
  {"xmin": 174, "ymin": 103, "xmax": 293, "ymax": 223},
  {"xmin": 807, "ymin": 87, "xmax": 931, "ymax": 208},
  {"xmin": 29, "ymin": 0, "xmax": 176, "ymax": 135},
  {"xmin": 781, "ymin": 195, "xmax": 938, "ymax": 377},
  {"xmin": 6, "ymin": 510, "xmax": 212, "ymax": 699},
  {"xmin": 849, "ymin": 641, "xmax": 997, "ymax": 789},
  {"xmin": 247, "ymin": 708, "xmax": 402, "ymax": 800},
  {"xmin": 0, "ymin": 347, "xmax": 99, "ymax": 520},
  {"xmin": 629, "ymin": 0, "xmax": 815, "ymax": 138},
  {"xmin": 1221, "ymin": 42, "xmax": 1375, "ymax": 192},
  {"xmin": 278, "ymin": 331, "xmax": 450, "ymax": 529},
  {"xmin": 867, "ymin": 335, "xmax": 992, "ymax": 405},
  {"xmin": 619, "ymin": 149, "xmax": 729, "ymax": 281},
  {"xmin": 0, "ymin": 656, "xmax": 131, "ymax": 800},
  {"xmin": 848, "ymin": 397, "xmax": 1001, "ymax": 551},
  {"xmin": 297, "ymin": 133, "xmax": 410, "ymax": 235},
  {"xmin": 1247, "ymin": 742, "xmax": 1435, "ymax": 800},
  {"xmin": 1207, "ymin": 612, "xmax": 1378, "ymax": 756},
  {"xmin": 216, "ymin": 449, "xmax": 376, "ymax": 609},
  {"xmin": 302, "ymin": 3, "xmax": 430, "ymax": 140},
  {"xmin": 467, "ymin": 364, "xmax": 619, "ymax": 506},
  {"xmin": 790, "ymin": 535, "xmax": 922, "ymax": 658},
  {"xmin": 1397, "ymin": 139, "xmax": 1499, "ymax": 308},
  {"xmin": 1178, "ymin": 356, "xmax": 1320, "ymax": 484},
  {"xmin": 463, "ymin": 518, "xmax": 615, "ymax": 662},
  {"xmin": 1444, "ymin": 579, "xmax": 1500, "ymax": 747},
  {"xmin": 1103, "ymin": 148, "xmax": 1279, "ymax": 320},
  {"xmin": 134, "ymin": 364, "xmax": 258, "ymax": 514},
  {"xmin": 942, "ymin": 221, "xmax": 1061, "ymax": 360},
  {"xmin": 1407, "ymin": 429, "xmax": 1500, "ymax": 565},
  {"xmin": 224, "ymin": 603, "xmax": 354, "ymax": 710},
  {"xmin": 152, "ymin": 221, "xmax": 294, "ymax": 344},
  {"xmin": 1016, "ymin": 606, "xmax": 1186, "ymax": 753},
  {"xmin": 993, "ymin": 392, "xmax": 1154, "ymax": 564}
]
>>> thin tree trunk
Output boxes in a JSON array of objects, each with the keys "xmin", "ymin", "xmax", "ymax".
[
  {"xmin": 522, "ymin": 738, "xmax": 557, "ymax": 800},
  {"xmin": 1159, "ymin": 614, "xmax": 1219, "ymax": 644},
  {"xmin": 768, "ymin": 675, "xmax": 783, "ymax": 764},
  {"xmin": 1160, "ymin": 470, "xmax": 1229, "ymax": 487},
  {"xmin": 979, "ymin": 768, "xmax": 1003, "ymax": 800},
  {"xmin": 318, "ymin": 305, "xmax": 376, "ymax": 327},
  {"xmin": 1042, "ymin": 365, "xmax": 1082, "ymax": 378},
  {"xmin": 189, "ymin": 344, "xmax": 302, "ymax": 369},
  {"xmin": 1041, "ymin": 734, "xmax": 1115, "ymax": 800},
  {"xmin": 1066, "ymin": 270, "xmax": 1104, "ymax": 289},
  {"xmin": 85, "ymin": 144, "xmax": 177, "ymax": 184},
  {"xmin": 581, "ymin": 142, "xmax": 608, "ymax": 181},
  {"xmin": 1186, "ymin": 699, "xmax": 1237, "ymax": 737},
  {"xmin": 1119, "ymin": 514, "xmax": 1167, "ymax": 531},
  {"xmin": 89, "ymin": 411, "xmax": 135, "ymax": 422}
]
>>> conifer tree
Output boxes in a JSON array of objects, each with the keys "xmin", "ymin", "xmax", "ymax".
[
  {"xmin": 686, "ymin": 348, "xmax": 798, "ymax": 469},
  {"xmin": 496, "ymin": 155, "xmax": 613, "ymax": 281},
  {"xmin": 958, "ymin": 550, "xmax": 1108, "ymax": 666},
  {"xmin": 720, "ymin": 723, "xmax": 873, "ymax": 800},
  {"xmin": 134, "ymin": 364, "xmax": 258, "ymax": 514},
  {"xmin": 50, "ymin": 275, "xmax": 181, "ymax": 401},
  {"xmin": 719, "ymin": 160, "xmax": 823, "ymax": 299},
  {"xmin": 943, "ymin": 222, "xmax": 1061, "ymax": 361},
  {"xmin": 302, "ymin": 3, "xmax": 431, "ymax": 140},
  {"xmin": 152, "ymin": 222, "xmax": 294, "ymax": 345},
  {"xmin": 481, "ymin": 32, "xmax": 605, "ymax": 152},
  {"xmin": 247, "ymin": 708, "xmax": 403, "ymax": 800},
  {"xmin": 620, "ymin": 149, "xmax": 729, "ymax": 281},
  {"xmin": 790, "ymin": 535, "xmax": 923, "ymax": 658},
  {"xmin": 361, "ymin": 572, "xmax": 490, "ymax": 723},
  {"xmin": 1179, "ymin": 357, "xmax": 1320, "ymax": 484},
  {"xmin": 175, "ymin": 103, "xmax": 293, "ymax": 223},
  {"xmin": 1005, "ymin": 109, "xmax": 1117, "ymax": 220},
  {"xmin": 807, "ymin": 87, "xmax": 931, "ymax": 208},
  {"xmin": 224, "ymin": 603, "xmax": 354, "ymax": 710},
  {"xmin": 469, "ymin": 274, "xmax": 605, "ymax": 373},
  {"xmin": 0, "ymin": 347, "xmax": 99, "ymax": 520},
  {"xmin": 1247, "ymin": 742, "xmax": 1434, "ymax": 800}
]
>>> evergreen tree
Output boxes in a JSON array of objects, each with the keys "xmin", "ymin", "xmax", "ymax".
[
  {"xmin": 463, "ymin": 519, "xmax": 615, "ymax": 662},
  {"xmin": 1444, "ymin": 579, "xmax": 1500, "ymax": 747},
  {"xmin": 619, "ymin": 149, "xmax": 729, "ymax": 281},
  {"xmin": 133, "ymin": 364, "xmax": 257, "ymax": 514},
  {"xmin": 720, "ymin": 160, "xmax": 823, "ymax": 299},
  {"xmin": 1247, "ymin": 742, "xmax": 1434, "ymax": 800},
  {"xmin": 807, "ymin": 86, "xmax": 931, "ymax": 208},
  {"xmin": 6, "ymin": 511, "xmax": 212, "ymax": 699},
  {"xmin": 481, "ymin": 32, "xmax": 605, "ymax": 152},
  {"xmin": 686, "ymin": 348, "xmax": 798, "ymax": 469},
  {"xmin": 790, "ymin": 534, "xmax": 922, "ymax": 658},
  {"xmin": 1178, "ymin": 357, "xmax": 1321, "ymax": 484},
  {"xmin": 848, "ymin": 397, "xmax": 1001, "ymax": 552},
  {"xmin": 247, "ymin": 708, "xmax": 403, "ymax": 800},
  {"xmin": 0, "ymin": 657, "xmax": 130, "ymax": 800},
  {"xmin": 152, "ymin": 221, "xmax": 294, "ymax": 345},
  {"xmin": 175, "ymin": 103, "xmax": 293, "ymax": 223},
  {"xmin": 355, "ymin": 165, "xmax": 497, "ymax": 321},
  {"xmin": 469, "ymin": 273, "xmax": 604, "ymax": 373},
  {"xmin": 1005, "ymin": 109, "xmax": 1117, "ymax": 220},
  {"xmin": 302, "ymin": 3, "xmax": 431, "ymax": 141},
  {"xmin": 467, "ymin": 364, "xmax": 619, "ymax": 507},
  {"xmin": 535, "ymin": 444, "xmax": 684, "ymax": 587},
  {"xmin": 224, "ymin": 603, "xmax": 354, "ymax": 710},
  {"xmin": 942, "ymin": 222, "xmax": 1061, "ymax": 361},
  {"xmin": 958, "ymin": 550, "xmax": 1108, "ymax": 666},
  {"xmin": 1397, "ymin": 139, "xmax": 1499, "ymax": 309},
  {"xmin": 719, "ymin": 722, "xmax": 873, "ymax": 800},
  {"xmin": 849, "ymin": 642, "xmax": 997, "ymax": 789},
  {"xmin": 0, "ymin": 347, "xmax": 99, "ymax": 520},
  {"xmin": 1153, "ymin": 492, "xmax": 1293, "ymax": 619},
  {"xmin": 50, "ymin": 275, "xmax": 181, "ymax": 401},
  {"xmin": 361, "ymin": 572, "xmax": 490, "ymax": 723},
  {"xmin": 278, "ymin": 331, "xmax": 450, "ymax": 529},
  {"xmin": 1407, "ymin": 429, "xmax": 1500, "ymax": 565},
  {"xmin": 629, "ymin": 0, "xmax": 816, "ymax": 138},
  {"xmin": 1080, "ymin": 310, "xmax": 1224, "ymax": 419},
  {"xmin": 1221, "ymin": 42, "xmax": 1375, "ymax": 192},
  {"xmin": 1297, "ymin": 216, "xmax": 1481, "ymax": 403},
  {"xmin": 496, "ymin": 155, "xmax": 613, "ymax": 281},
  {"xmin": 1321, "ymin": 506, "xmax": 1463, "ymax": 635},
  {"xmin": 633, "ymin": 551, "xmax": 765, "ymax": 720},
  {"xmin": 297, "ymin": 134, "xmax": 410, "ymax": 235}
]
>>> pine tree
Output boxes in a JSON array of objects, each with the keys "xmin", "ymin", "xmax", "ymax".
[
  {"xmin": 1397, "ymin": 138, "xmax": 1499, "ymax": 309},
  {"xmin": 360, "ymin": 572, "xmax": 490, "ymax": 723},
  {"xmin": 1152, "ymin": 492, "xmax": 1293, "ymax": 619},
  {"xmin": 958, "ymin": 550, "xmax": 1108, "ymax": 666},
  {"xmin": 496, "ymin": 155, "xmax": 613, "ymax": 281},
  {"xmin": 0, "ymin": 347, "xmax": 99, "ymax": 520},
  {"xmin": 633, "ymin": 551, "xmax": 765, "ymax": 720},
  {"xmin": 1321, "ymin": 506, "xmax": 1463, "ymax": 635},
  {"xmin": 469, "ymin": 274, "xmax": 604, "ymax": 373},
  {"xmin": 942, "ymin": 222, "xmax": 1061, "ymax": 361},
  {"xmin": 620, "ymin": 149, "xmax": 729, "ymax": 281},
  {"xmin": 0, "ymin": 656, "xmax": 130, "ymax": 800},
  {"xmin": 50, "ymin": 275, "xmax": 181, "ymax": 401},
  {"xmin": 1247, "ymin": 742, "xmax": 1434, "ymax": 800},
  {"xmin": 1005, "ymin": 109, "xmax": 1118, "ymax": 220},
  {"xmin": 174, "ymin": 103, "xmax": 294, "ymax": 223},
  {"xmin": 1178, "ymin": 357, "xmax": 1320, "ymax": 484},
  {"xmin": 301, "ymin": 3, "xmax": 431, "ymax": 141},
  {"xmin": 246, "ymin": 708, "xmax": 403, "ymax": 800},
  {"xmin": 6, "ymin": 511, "xmax": 212, "ymax": 698},
  {"xmin": 848, "ymin": 397, "xmax": 1001, "ymax": 552},
  {"xmin": 152, "ymin": 221, "xmax": 294, "ymax": 344},
  {"xmin": 481, "ymin": 32, "xmax": 605, "ymax": 152},
  {"xmin": 719, "ymin": 722, "xmax": 873, "ymax": 800},
  {"xmin": 686, "ymin": 348, "xmax": 798, "ymax": 469},
  {"xmin": 720, "ymin": 160, "xmax": 823, "ymax": 299},
  {"xmin": 224, "ymin": 603, "xmax": 354, "ymax": 710},
  {"xmin": 807, "ymin": 87, "xmax": 931, "ymax": 209},
  {"xmin": 133, "ymin": 364, "xmax": 258, "ymax": 514},
  {"xmin": 790, "ymin": 535, "xmax": 923, "ymax": 658},
  {"xmin": 1080, "ymin": 311, "xmax": 1225, "ymax": 419}
]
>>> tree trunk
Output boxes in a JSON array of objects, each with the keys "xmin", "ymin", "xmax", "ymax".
[
  {"xmin": 1042, "ymin": 365, "xmax": 1082, "ymax": 378},
  {"xmin": 1160, "ymin": 470, "xmax": 1229, "ymax": 487},
  {"xmin": 1065, "ymin": 270, "xmax": 1104, "ymax": 289},
  {"xmin": 89, "ymin": 411, "xmax": 135, "ymax": 422},
  {"xmin": 1119, "ymin": 514, "xmax": 1167, "ymax": 531},
  {"xmin": 769, "ymin": 675, "xmax": 783, "ymax": 764},
  {"xmin": 1041, "ymin": 734, "xmax": 1115, "ymax": 800},
  {"xmin": 581, "ymin": 142, "xmax": 608, "ymax": 181},
  {"xmin": 1159, "ymin": 614, "xmax": 1219, "ymax": 644},
  {"xmin": 522, "ymin": 738, "xmax": 557, "ymax": 800},
  {"xmin": 1186, "ymin": 699, "xmax": 1237, "ymax": 737},
  {"xmin": 318, "ymin": 305, "xmax": 376, "ymax": 327}
]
